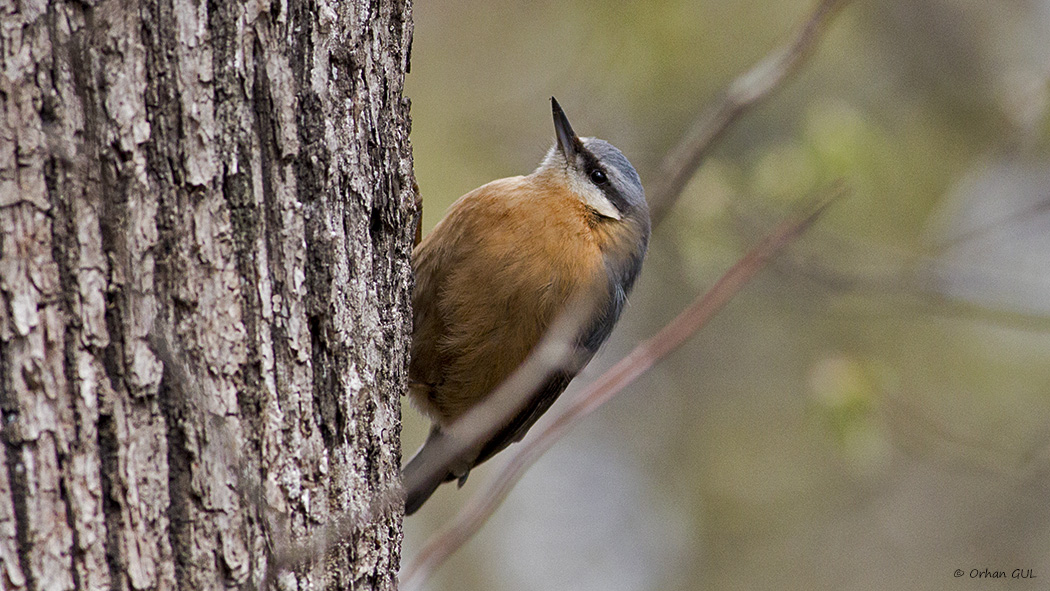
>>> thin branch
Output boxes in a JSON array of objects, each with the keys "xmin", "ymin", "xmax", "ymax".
[
  {"xmin": 648, "ymin": 0, "xmax": 849, "ymax": 226},
  {"xmin": 390, "ymin": 0, "xmax": 853, "ymax": 585},
  {"xmin": 400, "ymin": 188, "xmax": 846, "ymax": 589},
  {"xmin": 400, "ymin": 295, "xmax": 600, "ymax": 506},
  {"xmin": 399, "ymin": 0, "xmax": 850, "ymax": 584}
]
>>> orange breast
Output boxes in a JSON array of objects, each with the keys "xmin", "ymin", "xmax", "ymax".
[{"xmin": 409, "ymin": 176, "xmax": 610, "ymax": 424}]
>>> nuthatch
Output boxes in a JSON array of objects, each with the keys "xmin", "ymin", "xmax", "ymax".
[{"xmin": 403, "ymin": 98, "xmax": 650, "ymax": 514}]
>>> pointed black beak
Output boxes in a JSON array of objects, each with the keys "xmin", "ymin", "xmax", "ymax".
[{"xmin": 551, "ymin": 97, "xmax": 581, "ymax": 160}]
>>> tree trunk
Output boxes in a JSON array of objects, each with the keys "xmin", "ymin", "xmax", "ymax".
[{"xmin": 0, "ymin": 0, "xmax": 414, "ymax": 589}]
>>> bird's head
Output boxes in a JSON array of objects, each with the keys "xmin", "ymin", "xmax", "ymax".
[{"xmin": 537, "ymin": 97, "xmax": 649, "ymax": 230}]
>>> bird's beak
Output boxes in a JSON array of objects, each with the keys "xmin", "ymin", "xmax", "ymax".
[{"xmin": 551, "ymin": 97, "xmax": 581, "ymax": 160}]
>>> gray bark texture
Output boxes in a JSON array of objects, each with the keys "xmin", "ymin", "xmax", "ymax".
[{"xmin": 0, "ymin": 0, "xmax": 415, "ymax": 589}]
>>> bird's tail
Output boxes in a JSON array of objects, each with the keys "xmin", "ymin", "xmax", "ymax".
[{"xmin": 402, "ymin": 426, "xmax": 459, "ymax": 515}]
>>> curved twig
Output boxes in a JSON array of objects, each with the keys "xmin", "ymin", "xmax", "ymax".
[
  {"xmin": 399, "ymin": 0, "xmax": 851, "ymax": 584},
  {"xmin": 648, "ymin": 0, "xmax": 849, "ymax": 226},
  {"xmin": 400, "ymin": 189, "xmax": 845, "ymax": 589},
  {"xmin": 396, "ymin": 0, "xmax": 848, "ymax": 583}
]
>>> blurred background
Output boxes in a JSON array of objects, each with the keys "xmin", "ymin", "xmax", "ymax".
[{"xmin": 400, "ymin": 1, "xmax": 1050, "ymax": 589}]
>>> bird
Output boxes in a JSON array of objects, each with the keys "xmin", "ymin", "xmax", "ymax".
[{"xmin": 403, "ymin": 97, "xmax": 650, "ymax": 515}]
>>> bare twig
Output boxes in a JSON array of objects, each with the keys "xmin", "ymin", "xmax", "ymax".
[
  {"xmin": 400, "ymin": 295, "xmax": 600, "ymax": 506},
  {"xmin": 260, "ymin": 284, "xmax": 603, "ymax": 586},
  {"xmin": 399, "ymin": 0, "xmax": 850, "ymax": 584},
  {"xmin": 648, "ymin": 0, "xmax": 849, "ymax": 226},
  {"xmin": 400, "ymin": 188, "xmax": 846, "ymax": 589}
]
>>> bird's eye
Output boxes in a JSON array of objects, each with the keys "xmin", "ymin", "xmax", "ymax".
[{"xmin": 589, "ymin": 169, "xmax": 608, "ymax": 185}]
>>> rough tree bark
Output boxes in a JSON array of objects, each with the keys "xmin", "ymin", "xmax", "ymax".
[{"xmin": 0, "ymin": 0, "xmax": 414, "ymax": 589}]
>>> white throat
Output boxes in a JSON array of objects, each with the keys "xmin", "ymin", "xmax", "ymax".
[
  {"xmin": 538, "ymin": 145, "xmax": 623, "ymax": 220},
  {"xmin": 568, "ymin": 175, "xmax": 622, "ymax": 220}
]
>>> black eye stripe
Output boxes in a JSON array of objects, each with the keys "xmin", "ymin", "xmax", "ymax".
[{"xmin": 578, "ymin": 150, "xmax": 629, "ymax": 214}]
